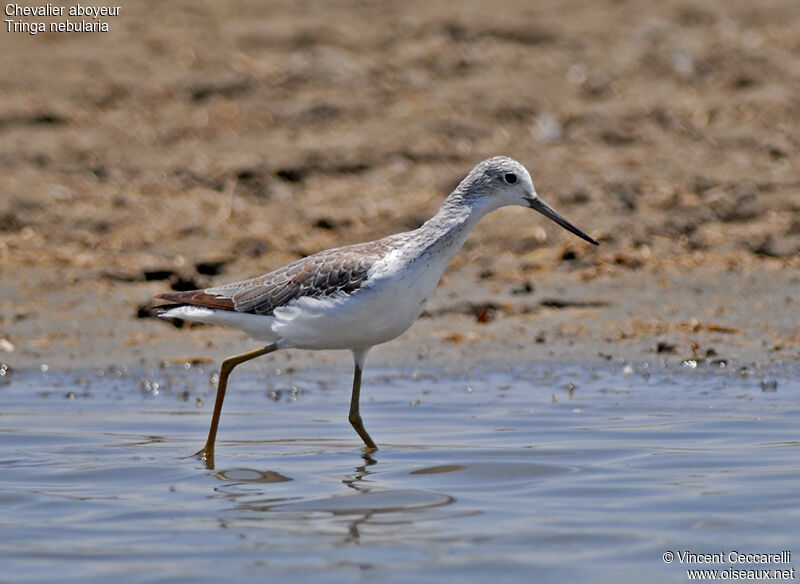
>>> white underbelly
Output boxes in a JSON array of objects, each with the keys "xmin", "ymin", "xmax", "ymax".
[
  {"xmin": 273, "ymin": 260, "xmax": 443, "ymax": 350},
  {"xmin": 162, "ymin": 248, "xmax": 453, "ymax": 351}
]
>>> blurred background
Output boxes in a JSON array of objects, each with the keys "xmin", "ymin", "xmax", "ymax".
[{"xmin": 0, "ymin": 0, "xmax": 798, "ymax": 365}]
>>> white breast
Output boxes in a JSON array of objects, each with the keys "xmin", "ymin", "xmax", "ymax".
[{"xmin": 272, "ymin": 246, "xmax": 450, "ymax": 350}]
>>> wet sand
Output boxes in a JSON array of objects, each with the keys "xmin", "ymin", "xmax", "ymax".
[{"xmin": 1, "ymin": 0, "xmax": 798, "ymax": 371}]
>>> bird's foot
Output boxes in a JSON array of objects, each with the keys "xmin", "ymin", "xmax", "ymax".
[{"xmin": 192, "ymin": 446, "xmax": 215, "ymax": 469}]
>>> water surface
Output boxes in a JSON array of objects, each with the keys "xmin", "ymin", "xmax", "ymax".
[{"xmin": 1, "ymin": 360, "xmax": 798, "ymax": 582}]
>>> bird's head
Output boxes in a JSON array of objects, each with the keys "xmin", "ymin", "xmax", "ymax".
[{"xmin": 456, "ymin": 156, "xmax": 598, "ymax": 245}]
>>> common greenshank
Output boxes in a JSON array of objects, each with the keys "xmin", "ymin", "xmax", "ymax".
[{"xmin": 154, "ymin": 156, "xmax": 597, "ymax": 460}]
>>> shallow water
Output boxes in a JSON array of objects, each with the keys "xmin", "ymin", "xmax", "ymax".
[{"xmin": 1, "ymin": 360, "xmax": 798, "ymax": 583}]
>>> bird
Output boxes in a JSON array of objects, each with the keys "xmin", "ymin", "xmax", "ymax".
[{"xmin": 153, "ymin": 156, "xmax": 597, "ymax": 461}]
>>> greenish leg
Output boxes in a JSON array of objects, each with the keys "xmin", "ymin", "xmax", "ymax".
[
  {"xmin": 195, "ymin": 344, "xmax": 279, "ymax": 462},
  {"xmin": 348, "ymin": 350, "xmax": 377, "ymax": 451}
]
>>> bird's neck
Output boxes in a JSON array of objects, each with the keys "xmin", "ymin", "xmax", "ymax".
[{"xmin": 410, "ymin": 193, "xmax": 492, "ymax": 260}]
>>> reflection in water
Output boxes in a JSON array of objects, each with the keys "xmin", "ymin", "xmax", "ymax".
[
  {"xmin": 341, "ymin": 451, "xmax": 377, "ymax": 494},
  {"xmin": 210, "ymin": 450, "xmax": 456, "ymax": 543}
]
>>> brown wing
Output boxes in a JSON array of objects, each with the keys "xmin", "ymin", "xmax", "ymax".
[
  {"xmin": 154, "ymin": 240, "xmax": 393, "ymax": 316},
  {"xmin": 155, "ymin": 289, "xmax": 235, "ymax": 310}
]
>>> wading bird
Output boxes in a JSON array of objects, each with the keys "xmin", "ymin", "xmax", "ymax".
[{"xmin": 154, "ymin": 156, "xmax": 597, "ymax": 461}]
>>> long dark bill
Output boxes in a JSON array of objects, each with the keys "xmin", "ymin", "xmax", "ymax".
[{"xmin": 529, "ymin": 197, "xmax": 598, "ymax": 245}]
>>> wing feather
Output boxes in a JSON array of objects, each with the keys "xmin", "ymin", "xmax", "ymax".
[{"xmin": 154, "ymin": 239, "xmax": 396, "ymax": 316}]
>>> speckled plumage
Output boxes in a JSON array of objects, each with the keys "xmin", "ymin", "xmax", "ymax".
[{"xmin": 157, "ymin": 238, "xmax": 397, "ymax": 316}]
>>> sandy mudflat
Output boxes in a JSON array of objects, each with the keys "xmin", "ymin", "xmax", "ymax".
[{"xmin": 0, "ymin": 0, "xmax": 798, "ymax": 372}]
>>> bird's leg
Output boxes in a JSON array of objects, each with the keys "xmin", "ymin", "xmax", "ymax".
[
  {"xmin": 348, "ymin": 349, "xmax": 377, "ymax": 451},
  {"xmin": 196, "ymin": 344, "xmax": 279, "ymax": 463}
]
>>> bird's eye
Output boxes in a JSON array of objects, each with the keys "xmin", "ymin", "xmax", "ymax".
[{"xmin": 503, "ymin": 173, "xmax": 517, "ymax": 185}]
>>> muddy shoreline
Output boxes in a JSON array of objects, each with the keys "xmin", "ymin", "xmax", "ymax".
[
  {"xmin": 1, "ymin": 0, "xmax": 798, "ymax": 372},
  {"xmin": 2, "ymin": 260, "xmax": 796, "ymax": 372}
]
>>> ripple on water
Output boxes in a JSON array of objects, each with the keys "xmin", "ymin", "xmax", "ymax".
[
  {"xmin": 0, "ymin": 362, "xmax": 798, "ymax": 584},
  {"xmin": 212, "ymin": 468, "xmax": 293, "ymax": 483},
  {"xmin": 268, "ymin": 489, "xmax": 454, "ymax": 514},
  {"xmin": 407, "ymin": 460, "xmax": 573, "ymax": 489}
]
